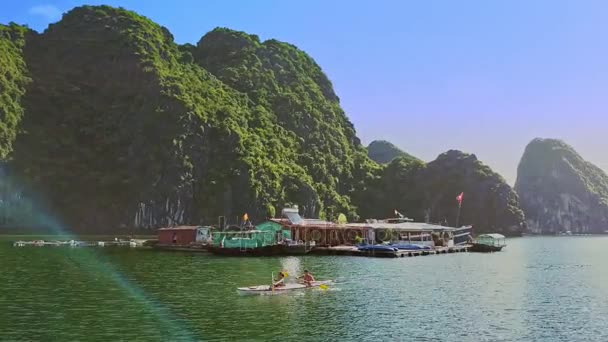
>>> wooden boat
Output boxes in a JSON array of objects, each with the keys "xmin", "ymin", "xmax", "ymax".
[
  {"xmin": 237, "ymin": 280, "xmax": 332, "ymax": 295},
  {"xmin": 469, "ymin": 233, "xmax": 506, "ymax": 252}
]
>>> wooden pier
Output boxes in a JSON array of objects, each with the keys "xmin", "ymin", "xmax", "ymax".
[{"xmin": 309, "ymin": 245, "xmax": 469, "ymax": 258}]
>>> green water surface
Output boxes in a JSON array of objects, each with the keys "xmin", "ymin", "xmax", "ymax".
[{"xmin": 1, "ymin": 236, "xmax": 608, "ymax": 341}]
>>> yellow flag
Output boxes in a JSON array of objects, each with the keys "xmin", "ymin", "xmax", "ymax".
[{"xmin": 243, "ymin": 213, "xmax": 249, "ymax": 221}]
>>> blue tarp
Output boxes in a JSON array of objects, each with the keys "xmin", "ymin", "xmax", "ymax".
[{"xmin": 390, "ymin": 244, "xmax": 431, "ymax": 250}]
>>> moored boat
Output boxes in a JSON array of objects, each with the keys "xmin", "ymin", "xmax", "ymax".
[{"xmin": 469, "ymin": 233, "xmax": 506, "ymax": 252}]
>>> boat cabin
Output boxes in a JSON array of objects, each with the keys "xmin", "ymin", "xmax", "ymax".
[
  {"xmin": 348, "ymin": 222, "xmax": 453, "ymax": 247},
  {"xmin": 157, "ymin": 226, "xmax": 213, "ymax": 246},
  {"xmin": 469, "ymin": 233, "xmax": 506, "ymax": 252},
  {"xmin": 475, "ymin": 234, "xmax": 506, "ymax": 247}
]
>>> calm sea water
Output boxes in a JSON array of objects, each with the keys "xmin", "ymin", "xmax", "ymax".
[{"xmin": 1, "ymin": 235, "xmax": 608, "ymax": 341}]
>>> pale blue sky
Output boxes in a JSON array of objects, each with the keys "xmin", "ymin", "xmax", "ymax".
[{"xmin": 2, "ymin": 0, "xmax": 607, "ymax": 184}]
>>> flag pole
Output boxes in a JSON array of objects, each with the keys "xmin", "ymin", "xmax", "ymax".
[{"xmin": 455, "ymin": 192, "xmax": 463, "ymax": 228}]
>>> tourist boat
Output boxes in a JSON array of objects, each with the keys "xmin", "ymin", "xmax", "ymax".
[
  {"xmin": 469, "ymin": 233, "xmax": 506, "ymax": 252},
  {"xmin": 452, "ymin": 226, "xmax": 474, "ymax": 245},
  {"xmin": 237, "ymin": 280, "xmax": 332, "ymax": 295}
]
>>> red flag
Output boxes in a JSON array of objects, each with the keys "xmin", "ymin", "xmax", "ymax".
[{"xmin": 456, "ymin": 192, "xmax": 464, "ymax": 206}]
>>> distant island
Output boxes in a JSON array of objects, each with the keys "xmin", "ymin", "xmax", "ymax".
[
  {"xmin": 516, "ymin": 138, "xmax": 608, "ymax": 234},
  {"xmin": 2, "ymin": 5, "xmax": 605, "ymax": 236}
]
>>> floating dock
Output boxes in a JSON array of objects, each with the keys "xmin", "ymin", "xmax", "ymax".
[
  {"xmin": 12, "ymin": 239, "xmax": 148, "ymax": 248},
  {"xmin": 309, "ymin": 245, "xmax": 469, "ymax": 258},
  {"xmin": 11, "ymin": 239, "xmax": 470, "ymax": 259}
]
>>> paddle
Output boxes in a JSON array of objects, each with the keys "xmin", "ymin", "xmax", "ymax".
[{"xmin": 319, "ymin": 284, "xmax": 329, "ymax": 290}]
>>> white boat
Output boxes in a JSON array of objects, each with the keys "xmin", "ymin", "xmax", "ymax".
[{"xmin": 237, "ymin": 280, "xmax": 332, "ymax": 295}]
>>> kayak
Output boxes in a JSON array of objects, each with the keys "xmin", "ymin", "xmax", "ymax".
[{"xmin": 237, "ymin": 280, "xmax": 332, "ymax": 295}]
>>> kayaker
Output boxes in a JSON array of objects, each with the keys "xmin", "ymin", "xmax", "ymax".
[
  {"xmin": 298, "ymin": 270, "xmax": 315, "ymax": 287},
  {"xmin": 273, "ymin": 271, "xmax": 287, "ymax": 287}
]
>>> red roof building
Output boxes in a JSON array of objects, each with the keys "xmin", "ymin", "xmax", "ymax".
[{"xmin": 157, "ymin": 226, "xmax": 212, "ymax": 246}]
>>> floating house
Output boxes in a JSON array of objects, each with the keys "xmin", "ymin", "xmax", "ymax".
[
  {"xmin": 157, "ymin": 226, "xmax": 213, "ymax": 246},
  {"xmin": 208, "ymin": 221, "xmax": 291, "ymax": 256},
  {"xmin": 271, "ymin": 208, "xmax": 371, "ymax": 246},
  {"xmin": 272, "ymin": 208, "xmax": 473, "ymax": 248}
]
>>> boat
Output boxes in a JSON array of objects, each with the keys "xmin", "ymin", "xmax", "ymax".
[
  {"xmin": 453, "ymin": 226, "xmax": 474, "ymax": 245},
  {"xmin": 469, "ymin": 233, "xmax": 506, "ymax": 252},
  {"xmin": 237, "ymin": 280, "xmax": 332, "ymax": 295}
]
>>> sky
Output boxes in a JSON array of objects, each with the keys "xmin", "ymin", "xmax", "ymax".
[{"xmin": 2, "ymin": 0, "xmax": 607, "ymax": 184}]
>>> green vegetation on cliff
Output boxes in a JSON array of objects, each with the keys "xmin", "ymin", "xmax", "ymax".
[
  {"xmin": 516, "ymin": 138, "xmax": 608, "ymax": 233},
  {"xmin": 361, "ymin": 150, "xmax": 525, "ymax": 235},
  {"xmin": 12, "ymin": 6, "xmax": 315, "ymax": 230},
  {"xmin": 0, "ymin": 5, "xmax": 526, "ymax": 232},
  {"xmin": 367, "ymin": 140, "xmax": 419, "ymax": 164},
  {"xmin": 0, "ymin": 23, "xmax": 31, "ymax": 159},
  {"xmin": 194, "ymin": 28, "xmax": 379, "ymax": 221},
  {"xmin": 7, "ymin": 6, "xmax": 379, "ymax": 231}
]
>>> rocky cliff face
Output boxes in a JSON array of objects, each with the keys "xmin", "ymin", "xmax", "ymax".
[{"xmin": 515, "ymin": 138, "xmax": 608, "ymax": 233}]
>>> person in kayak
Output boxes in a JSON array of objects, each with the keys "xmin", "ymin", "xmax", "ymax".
[
  {"xmin": 273, "ymin": 271, "xmax": 287, "ymax": 288},
  {"xmin": 298, "ymin": 270, "xmax": 315, "ymax": 287}
]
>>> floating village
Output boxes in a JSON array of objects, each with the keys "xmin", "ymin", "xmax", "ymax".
[{"xmin": 12, "ymin": 208, "xmax": 507, "ymax": 257}]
